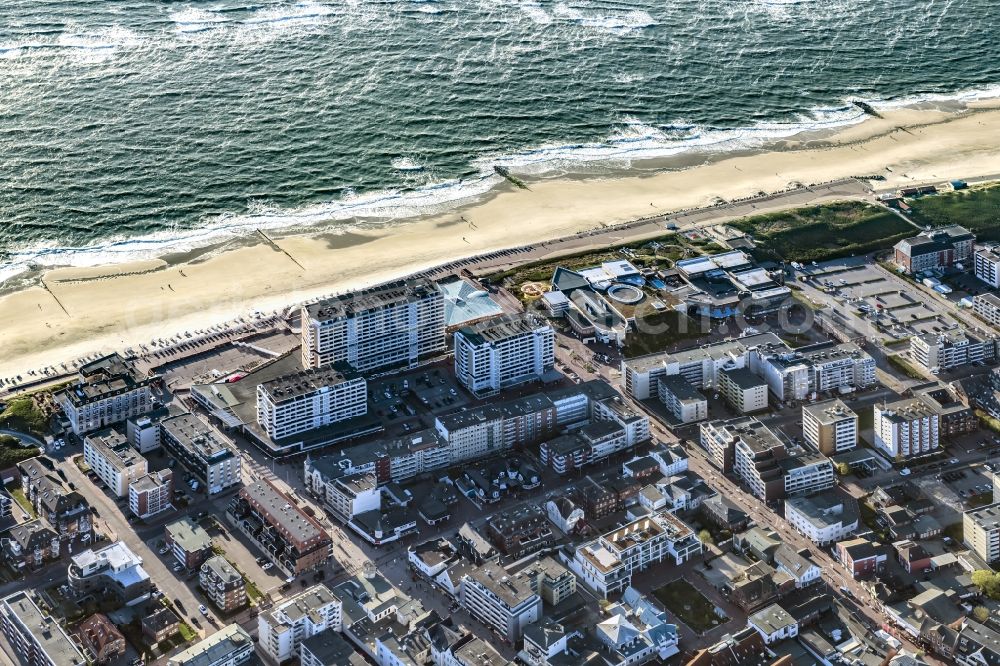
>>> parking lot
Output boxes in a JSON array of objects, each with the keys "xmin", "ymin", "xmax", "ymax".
[{"xmin": 367, "ymin": 365, "xmax": 471, "ymax": 437}]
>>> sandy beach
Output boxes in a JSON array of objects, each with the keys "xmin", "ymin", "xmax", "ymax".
[{"xmin": 3, "ymin": 103, "xmax": 1000, "ymax": 382}]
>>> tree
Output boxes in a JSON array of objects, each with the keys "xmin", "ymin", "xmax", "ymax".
[
  {"xmin": 697, "ymin": 529, "xmax": 714, "ymax": 546},
  {"xmin": 835, "ymin": 462, "xmax": 851, "ymax": 476},
  {"xmin": 971, "ymin": 570, "xmax": 1000, "ymax": 600},
  {"xmin": 973, "ymin": 606, "xmax": 990, "ymax": 623}
]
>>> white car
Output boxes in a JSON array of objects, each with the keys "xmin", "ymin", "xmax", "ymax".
[
  {"xmin": 199, "ymin": 605, "xmax": 209, "ymax": 616},
  {"xmin": 172, "ymin": 563, "xmax": 183, "ymax": 573},
  {"xmin": 261, "ymin": 563, "xmax": 273, "ymax": 571}
]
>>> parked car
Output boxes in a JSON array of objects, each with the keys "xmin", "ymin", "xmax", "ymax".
[
  {"xmin": 199, "ymin": 605, "xmax": 209, "ymax": 616},
  {"xmin": 261, "ymin": 563, "xmax": 273, "ymax": 571}
]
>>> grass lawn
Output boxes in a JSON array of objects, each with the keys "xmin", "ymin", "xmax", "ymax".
[
  {"xmin": 976, "ymin": 410, "xmax": 1000, "ymax": 435},
  {"xmin": 908, "ymin": 184, "xmax": 1000, "ymax": 242},
  {"xmin": 623, "ymin": 310, "xmax": 708, "ymax": 358},
  {"xmin": 887, "ymin": 354, "xmax": 925, "ymax": 380},
  {"xmin": 8, "ymin": 487, "xmax": 35, "ymax": 518},
  {"xmin": 730, "ymin": 201, "xmax": 913, "ymax": 263},
  {"xmin": 178, "ymin": 623, "xmax": 197, "ymax": 642},
  {"xmin": 652, "ymin": 580, "xmax": 726, "ymax": 634},
  {"xmin": 969, "ymin": 492, "xmax": 994, "ymax": 509}
]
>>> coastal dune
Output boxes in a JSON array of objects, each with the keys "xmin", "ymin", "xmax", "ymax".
[{"xmin": 3, "ymin": 104, "xmax": 1000, "ymax": 381}]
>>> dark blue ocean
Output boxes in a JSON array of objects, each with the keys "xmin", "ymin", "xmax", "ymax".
[{"xmin": 1, "ymin": 0, "xmax": 998, "ymax": 281}]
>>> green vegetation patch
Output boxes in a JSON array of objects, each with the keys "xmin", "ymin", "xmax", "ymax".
[
  {"xmin": 178, "ymin": 623, "xmax": 197, "ymax": 642},
  {"xmin": 730, "ymin": 201, "xmax": 913, "ymax": 263},
  {"xmin": 623, "ymin": 310, "xmax": 708, "ymax": 358},
  {"xmin": 8, "ymin": 486, "xmax": 35, "ymax": 518},
  {"xmin": 0, "ymin": 398, "xmax": 50, "ymax": 437},
  {"xmin": 908, "ymin": 184, "xmax": 1000, "ymax": 241},
  {"xmin": 887, "ymin": 354, "xmax": 925, "ymax": 380},
  {"xmin": 652, "ymin": 579, "xmax": 726, "ymax": 634}
]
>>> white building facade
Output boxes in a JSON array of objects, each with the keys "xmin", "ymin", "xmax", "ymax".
[
  {"xmin": 454, "ymin": 315, "xmax": 554, "ymax": 397},
  {"xmin": 256, "ymin": 367, "xmax": 368, "ymax": 441}
]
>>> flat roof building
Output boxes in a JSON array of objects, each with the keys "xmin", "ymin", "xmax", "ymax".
[
  {"xmin": 84, "ymin": 428, "xmax": 147, "ymax": 498},
  {"xmin": 0, "ymin": 591, "xmax": 86, "ymax": 666},
  {"xmin": 166, "ymin": 624, "xmax": 254, "ymax": 666},
  {"xmin": 802, "ymin": 399, "xmax": 858, "ymax": 456},
  {"xmin": 301, "ymin": 278, "xmax": 445, "ymax": 372},
  {"xmin": 257, "ymin": 365, "xmax": 368, "ymax": 441},
  {"xmin": 454, "ymin": 314, "xmax": 554, "ymax": 398},
  {"xmin": 160, "ymin": 413, "xmax": 241, "ymax": 495}
]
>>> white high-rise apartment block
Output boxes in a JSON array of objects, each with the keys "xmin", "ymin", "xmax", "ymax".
[
  {"xmin": 301, "ymin": 278, "xmax": 445, "ymax": 372},
  {"xmin": 974, "ymin": 293, "xmax": 1000, "ymax": 329},
  {"xmin": 459, "ymin": 561, "xmax": 542, "ymax": 643},
  {"xmin": 257, "ymin": 366, "xmax": 367, "ymax": 441},
  {"xmin": 975, "ymin": 247, "xmax": 1000, "ymax": 289},
  {"xmin": 964, "ymin": 503, "xmax": 1000, "ymax": 564},
  {"xmin": 910, "ymin": 330, "xmax": 996, "ymax": 374},
  {"xmin": 755, "ymin": 342, "xmax": 876, "ymax": 402},
  {"xmin": 258, "ymin": 584, "xmax": 342, "ymax": 664},
  {"xmin": 622, "ymin": 333, "xmax": 782, "ymax": 400},
  {"xmin": 83, "ymin": 428, "xmax": 148, "ymax": 498},
  {"xmin": 802, "ymin": 399, "xmax": 858, "ymax": 456},
  {"xmin": 454, "ymin": 314, "xmax": 554, "ymax": 397},
  {"xmin": 874, "ymin": 399, "xmax": 940, "ymax": 460}
]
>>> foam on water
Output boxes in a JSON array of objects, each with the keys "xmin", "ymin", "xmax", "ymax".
[{"xmin": 552, "ymin": 3, "xmax": 656, "ymax": 34}]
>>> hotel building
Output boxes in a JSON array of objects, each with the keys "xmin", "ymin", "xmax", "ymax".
[
  {"xmin": 754, "ymin": 341, "xmax": 876, "ymax": 402},
  {"xmin": 301, "ymin": 278, "xmax": 445, "ymax": 372},
  {"xmin": 892, "ymin": 225, "xmax": 975, "ymax": 273},
  {"xmin": 56, "ymin": 353, "xmax": 155, "ymax": 435},
  {"xmin": 83, "ymin": 428, "xmax": 148, "ymax": 498},
  {"xmin": 965, "ymin": 503, "xmax": 1000, "ymax": 564},
  {"xmin": 657, "ymin": 376, "xmax": 708, "ymax": 424},
  {"xmin": 256, "ymin": 366, "xmax": 367, "ymax": 441},
  {"xmin": 454, "ymin": 314, "xmax": 554, "ymax": 397}
]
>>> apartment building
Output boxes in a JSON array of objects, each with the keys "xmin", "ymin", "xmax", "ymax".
[
  {"xmin": 460, "ymin": 561, "xmax": 542, "ymax": 642},
  {"xmin": 569, "ymin": 511, "xmax": 702, "ymax": 598},
  {"xmin": 434, "ymin": 393, "xmax": 558, "ymax": 462},
  {"xmin": 0, "ymin": 591, "xmax": 87, "ymax": 666},
  {"xmin": 300, "ymin": 278, "xmax": 445, "ymax": 372},
  {"xmin": 893, "ymin": 225, "xmax": 975, "ymax": 273},
  {"xmin": 910, "ymin": 329, "xmax": 997, "ymax": 373},
  {"xmin": 454, "ymin": 314, "xmax": 554, "ymax": 397},
  {"xmin": 520, "ymin": 555, "xmax": 577, "ymax": 606},
  {"xmin": 657, "ymin": 376, "xmax": 708, "ymax": 424},
  {"xmin": 320, "ymin": 471, "xmax": 381, "ymax": 522},
  {"xmin": 256, "ymin": 365, "xmax": 368, "ymax": 441},
  {"xmin": 913, "ymin": 382, "xmax": 978, "ymax": 438},
  {"xmin": 754, "ymin": 341, "xmax": 876, "ymax": 402},
  {"xmin": 733, "ymin": 425, "xmax": 834, "ymax": 502},
  {"xmin": 486, "ymin": 504, "xmax": 554, "ymax": 560},
  {"xmin": 258, "ymin": 584, "xmax": 342, "ymax": 664},
  {"xmin": 785, "ymin": 491, "xmax": 860, "ymax": 546},
  {"xmin": 622, "ymin": 333, "xmax": 782, "ymax": 399},
  {"xmin": 129, "ymin": 469, "xmax": 173, "ymax": 519},
  {"xmin": 160, "ymin": 413, "xmax": 241, "ymax": 495},
  {"xmin": 200, "ymin": 556, "xmax": 247, "ymax": 614},
  {"xmin": 56, "ymin": 353, "xmax": 156, "ymax": 435},
  {"xmin": 17, "ymin": 457, "xmax": 91, "ymax": 538},
  {"xmin": 802, "ymin": 399, "xmax": 858, "ymax": 456},
  {"xmin": 718, "ymin": 367, "xmax": 768, "ymax": 414},
  {"xmin": 964, "ymin": 503, "xmax": 1000, "ymax": 564},
  {"xmin": 69, "ymin": 542, "xmax": 151, "ymax": 605},
  {"xmin": 165, "ymin": 517, "xmax": 214, "ymax": 569},
  {"xmin": 229, "ymin": 479, "xmax": 333, "ymax": 575},
  {"xmin": 166, "ymin": 624, "xmax": 254, "ymax": 666},
  {"xmin": 127, "ymin": 415, "xmax": 162, "ymax": 453},
  {"xmin": 973, "ymin": 293, "xmax": 1000, "ymax": 329},
  {"xmin": 874, "ymin": 398, "xmax": 940, "ymax": 460},
  {"xmin": 83, "ymin": 428, "xmax": 147, "ymax": 498},
  {"xmin": 975, "ymin": 247, "xmax": 1000, "ymax": 288}
]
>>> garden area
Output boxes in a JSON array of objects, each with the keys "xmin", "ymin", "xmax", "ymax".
[
  {"xmin": 652, "ymin": 579, "xmax": 727, "ymax": 634},
  {"xmin": 730, "ymin": 201, "xmax": 913, "ymax": 264},
  {"xmin": 623, "ymin": 310, "xmax": 709, "ymax": 358},
  {"xmin": 908, "ymin": 183, "xmax": 1000, "ymax": 242}
]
